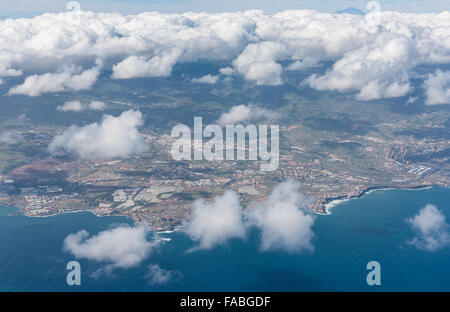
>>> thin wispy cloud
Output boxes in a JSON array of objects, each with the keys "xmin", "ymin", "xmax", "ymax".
[{"xmin": 146, "ymin": 264, "xmax": 177, "ymax": 285}]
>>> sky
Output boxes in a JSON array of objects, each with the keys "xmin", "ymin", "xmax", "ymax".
[{"xmin": 1, "ymin": 0, "xmax": 449, "ymax": 18}]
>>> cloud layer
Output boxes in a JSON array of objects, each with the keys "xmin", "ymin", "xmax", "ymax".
[
  {"xmin": 48, "ymin": 110, "xmax": 146, "ymax": 159},
  {"xmin": 1, "ymin": 10, "xmax": 450, "ymax": 100},
  {"xmin": 407, "ymin": 204, "xmax": 450, "ymax": 251}
]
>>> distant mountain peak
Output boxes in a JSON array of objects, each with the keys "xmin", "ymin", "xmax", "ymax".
[{"xmin": 335, "ymin": 7, "xmax": 366, "ymax": 15}]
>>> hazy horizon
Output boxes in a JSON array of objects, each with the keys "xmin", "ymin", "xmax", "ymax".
[{"xmin": 1, "ymin": 0, "xmax": 449, "ymax": 18}]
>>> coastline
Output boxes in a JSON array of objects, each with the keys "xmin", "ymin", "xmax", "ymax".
[
  {"xmin": 0, "ymin": 203, "xmax": 181, "ymax": 242},
  {"xmin": 0, "ymin": 201, "xmax": 20, "ymax": 215},
  {"xmin": 4, "ymin": 184, "xmax": 448, "ymax": 229},
  {"xmin": 323, "ymin": 198, "xmax": 350, "ymax": 213},
  {"xmin": 321, "ymin": 184, "xmax": 444, "ymax": 215},
  {"xmin": 0, "ymin": 201, "xmax": 15, "ymax": 208},
  {"xmin": 0, "ymin": 203, "xmax": 179, "ymax": 234},
  {"xmin": 0, "ymin": 203, "xmax": 136, "ymax": 224}
]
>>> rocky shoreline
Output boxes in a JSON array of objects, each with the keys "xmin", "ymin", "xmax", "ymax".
[{"xmin": 313, "ymin": 183, "xmax": 448, "ymax": 215}]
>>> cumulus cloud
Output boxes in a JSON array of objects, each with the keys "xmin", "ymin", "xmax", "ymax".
[
  {"xmin": 233, "ymin": 41, "xmax": 286, "ymax": 86},
  {"xmin": 247, "ymin": 180, "xmax": 315, "ymax": 253},
  {"xmin": 191, "ymin": 74, "xmax": 219, "ymax": 84},
  {"xmin": 63, "ymin": 225, "xmax": 158, "ymax": 271},
  {"xmin": 424, "ymin": 70, "xmax": 450, "ymax": 105},
  {"xmin": 56, "ymin": 100, "xmax": 107, "ymax": 112},
  {"xmin": 48, "ymin": 110, "xmax": 146, "ymax": 159},
  {"xmin": 8, "ymin": 62, "xmax": 101, "ymax": 97},
  {"xmin": 182, "ymin": 190, "xmax": 246, "ymax": 250},
  {"xmin": 306, "ymin": 37, "xmax": 414, "ymax": 100},
  {"xmin": 182, "ymin": 180, "xmax": 314, "ymax": 253},
  {"xmin": 112, "ymin": 49, "xmax": 181, "ymax": 79},
  {"xmin": 406, "ymin": 204, "xmax": 450, "ymax": 251},
  {"xmin": 216, "ymin": 104, "xmax": 278, "ymax": 126},
  {"xmin": 1, "ymin": 10, "xmax": 450, "ymax": 99}
]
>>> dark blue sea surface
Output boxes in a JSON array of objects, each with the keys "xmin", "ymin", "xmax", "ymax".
[{"xmin": 0, "ymin": 187, "xmax": 449, "ymax": 291}]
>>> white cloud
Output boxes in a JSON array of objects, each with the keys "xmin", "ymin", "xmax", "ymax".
[
  {"xmin": 247, "ymin": 180, "xmax": 315, "ymax": 253},
  {"xmin": 424, "ymin": 70, "xmax": 450, "ymax": 105},
  {"xmin": 56, "ymin": 100, "xmax": 107, "ymax": 112},
  {"xmin": 0, "ymin": 64, "xmax": 22, "ymax": 84},
  {"xmin": 57, "ymin": 100, "xmax": 84, "ymax": 112},
  {"xmin": 219, "ymin": 67, "xmax": 234, "ymax": 76},
  {"xmin": 182, "ymin": 190, "xmax": 246, "ymax": 250},
  {"xmin": 306, "ymin": 37, "xmax": 414, "ymax": 100},
  {"xmin": 286, "ymin": 57, "xmax": 321, "ymax": 71},
  {"xmin": 406, "ymin": 96, "xmax": 418, "ymax": 105},
  {"xmin": 407, "ymin": 204, "xmax": 450, "ymax": 251},
  {"xmin": 216, "ymin": 104, "xmax": 278, "ymax": 126},
  {"xmin": 1, "ymin": 10, "xmax": 450, "ymax": 99},
  {"xmin": 112, "ymin": 50, "xmax": 182, "ymax": 79},
  {"xmin": 88, "ymin": 100, "xmax": 106, "ymax": 110},
  {"xmin": 191, "ymin": 74, "xmax": 219, "ymax": 84},
  {"xmin": 63, "ymin": 225, "xmax": 158, "ymax": 271},
  {"xmin": 182, "ymin": 180, "xmax": 315, "ymax": 253},
  {"xmin": 8, "ymin": 62, "xmax": 101, "ymax": 97},
  {"xmin": 233, "ymin": 41, "xmax": 287, "ymax": 86},
  {"xmin": 48, "ymin": 110, "xmax": 146, "ymax": 159}
]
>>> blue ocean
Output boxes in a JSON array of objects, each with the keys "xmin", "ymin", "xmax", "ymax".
[{"xmin": 0, "ymin": 187, "xmax": 449, "ymax": 292}]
